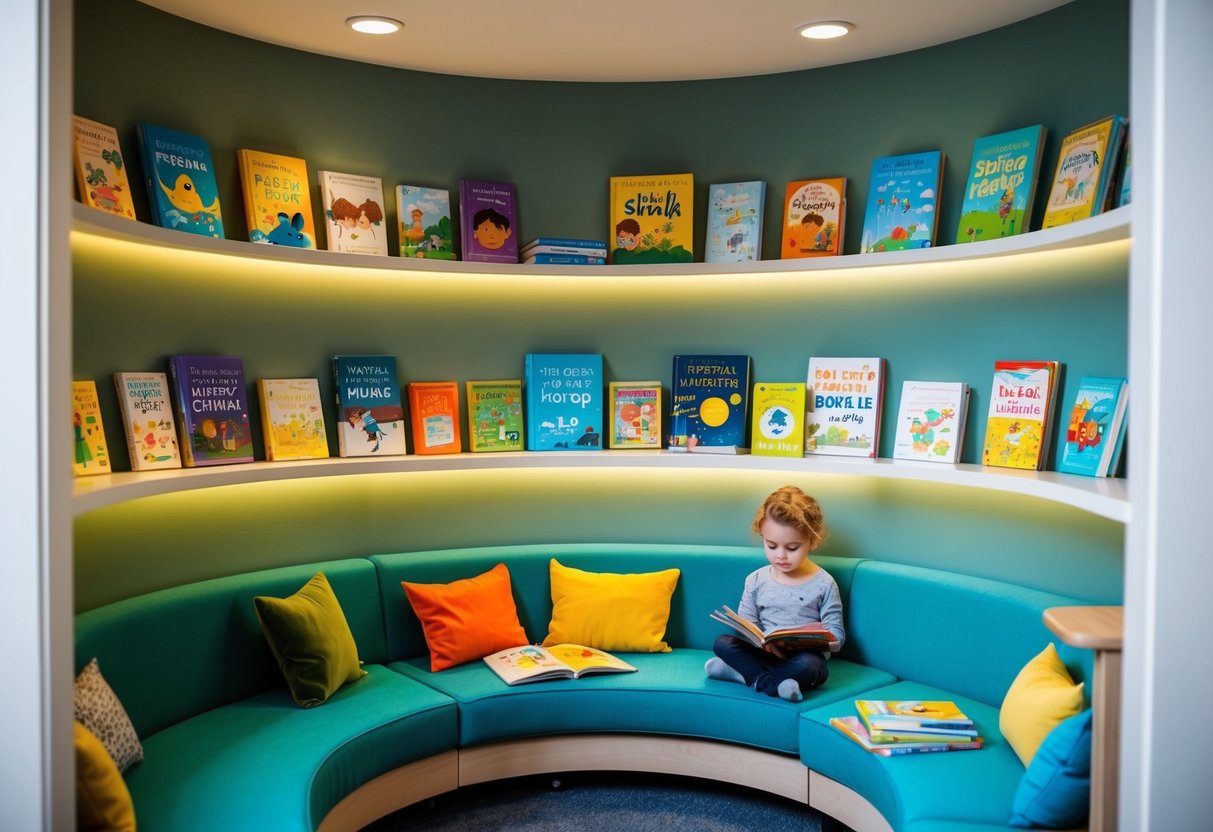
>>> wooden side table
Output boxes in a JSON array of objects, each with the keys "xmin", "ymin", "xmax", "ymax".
[{"xmin": 1043, "ymin": 605, "xmax": 1123, "ymax": 832}]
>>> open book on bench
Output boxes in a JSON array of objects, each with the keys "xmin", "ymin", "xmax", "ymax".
[
  {"xmin": 710, "ymin": 605, "xmax": 841, "ymax": 652},
  {"xmin": 483, "ymin": 643, "xmax": 637, "ymax": 686}
]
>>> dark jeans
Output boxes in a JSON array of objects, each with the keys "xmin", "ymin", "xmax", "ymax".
[{"xmin": 713, "ymin": 634, "xmax": 829, "ymax": 697}]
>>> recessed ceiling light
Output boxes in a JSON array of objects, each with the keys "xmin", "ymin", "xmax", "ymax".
[
  {"xmin": 346, "ymin": 15, "xmax": 404, "ymax": 35},
  {"xmin": 798, "ymin": 20, "xmax": 854, "ymax": 40}
]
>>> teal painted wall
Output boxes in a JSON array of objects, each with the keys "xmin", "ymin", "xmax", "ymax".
[{"xmin": 71, "ymin": 0, "xmax": 1129, "ymax": 610}]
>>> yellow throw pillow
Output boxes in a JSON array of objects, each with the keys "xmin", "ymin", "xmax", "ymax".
[
  {"xmin": 1000, "ymin": 642, "xmax": 1085, "ymax": 766},
  {"xmin": 75, "ymin": 721, "xmax": 136, "ymax": 832},
  {"xmin": 542, "ymin": 559, "xmax": 680, "ymax": 652}
]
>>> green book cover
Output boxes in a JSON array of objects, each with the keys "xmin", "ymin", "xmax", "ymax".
[{"xmin": 466, "ymin": 380, "xmax": 524, "ymax": 452}]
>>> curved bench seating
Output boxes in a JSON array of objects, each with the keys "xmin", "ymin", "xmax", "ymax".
[{"xmin": 73, "ymin": 544, "xmax": 1094, "ymax": 831}]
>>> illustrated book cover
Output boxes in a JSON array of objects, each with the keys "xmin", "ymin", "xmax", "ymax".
[
  {"xmin": 830, "ymin": 716, "xmax": 983, "ymax": 756},
  {"xmin": 256, "ymin": 378, "xmax": 328, "ymax": 461},
  {"xmin": 710, "ymin": 605, "xmax": 839, "ymax": 652},
  {"xmin": 1041, "ymin": 115, "xmax": 1128, "ymax": 229},
  {"xmin": 608, "ymin": 173, "xmax": 694, "ymax": 264},
  {"xmin": 333, "ymin": 355, "xmax": 406, "ymax": 457},
  {"xmin": 166, "ymin": 355, "xmax": 253, "ymax": 467},
  {"xmin": 72, "ymin": 115, "xmax": 136, "ymax": 221},
  {"xmin": 236, "ymin": 148, "xmax": 317, "ymax": 248},
  {"xmin": 607, "ymin": 381, "xmax": 662, "ymax": 449},
  {"xmin": 855, "ymin": 700, "xmax": 975, "ymax": 732},
  {"xmin": 668, "ymin": 355, "xmax": 751, "ymax": 454},
  {"xmin": 981, "ymin": 360, "xmax": 1061, "ymax": 471},
  {"xmin": 781, "ymin": 178, "xmax": 846, "ymax": 258},
  {"xmin": 396, "ymin": 185, "xmax": 455, "ymax": 259},
  {"xmin": 466, "ymin": 380, "xmax": 524, "ymax": 453},
  {"xmin": 805, "ymin": 357, "xmax": 885, "ymax": 458},
  {"xmin": 407, "ymin": 381, "xmax": 462, "ymax": 455},
  {"xmin": 1058, "ymin": 376, "xmax": 1128, "ymax": 478},
  {"xmin": 71, "ymin": 380, "xmax": 111, "ymax": 477},
  {"xmin": 705, "ymin": 180, "xmax": 765, "ymax": 263},
  {"xmin": 459, "ymin": 179, "xmax": 518, "ymax": 263},
  {"xmin": 524, "ymin": 353, "xmax": 603, "ymax": 451},
  {"xmin": 750, "ymin": 382, "xmax": 807, "ymax": 457},
  {"xmin": 317, "ymin": 170, "xmax": 388, "ymax": 256},
  {"xmin": 112, "ymin": 371, "xmax": 181, "ymax": 471},
  {"xmin": 859, "ymin": 151, "xmax": 944, "ymax": 253},
  {"xmin": 891, "ymin": 381, "xmax": 970, "ymax": 464},
  {"xmin": 483, "ymin": 644, "xmax": 636, "ymax": 686},
  {"xmin": 955, "ymin": 125, "xmax": 1046, "ymax": 243},
  {"xmin": 136, "ymin": 123, "xmax": 224, "ymax": 238}
]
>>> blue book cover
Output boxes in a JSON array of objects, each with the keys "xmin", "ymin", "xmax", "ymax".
[
  {"xmin": 166, "ymin": 355, "xmax": 252, "ymax": 467},
  {"xmin": 705, "ymin": 181, "xmax": 765, "ymax": 263},
  {"xmin": 332, "ymin": 355, "xmax": 406, "ymax": 457},
  {"xmin": 955, "ymin": 125, "xmax": 1046, "ymax": 244},
  {"xmin": 1058, "ymin": 376, "xmax": 1128, "ymax": 477},
  {"xmin": 136, "ymin": 123, "xmax": 224, "ymax": 238},
  {"xmin": 524, "ymin": 353, "xmax": 603, "ymax": 451},
  {"xmin": 524, "ymin": 253, "xmax": 605, "ymax": 265},
  {"xmin": 859, "ymin": 150, "xmax": 944, "ymax": 253},
  {"xmin": 668, "ymin": 355, "xmax": 751, "ymax": 453}
]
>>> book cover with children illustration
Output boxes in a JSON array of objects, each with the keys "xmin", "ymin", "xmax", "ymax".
[
  {"xmin": 71, "ymin": 380, "xmax": 111, "ymax": 477},
  {"xmin": 317, "ymin": 170, "xmax": 388, "ymax": 256},
  {"xmin": 136, "ymin": 123, "xmax": 224, "ymax": 238},
  {"xmin": 167, "ymin": 355, "xmax": 253, "ymax": 467},
  {"xmin": 859, "ymin": 151, "xmax": 944, "ymax": 253},
  {"xmin": 955, "ymin": 125, "xmax": 1046, "ymax": 243},
  {"xmin": 237, "ymin": 148, "xmax": 317, "ymax": 248},
  {"xmin": 981, "ymin": 359, "xmax": 1061, "ymax": 471},
  {"xmin": 781, "ymin": 178, "xmax": 846, "ymax": 258},
  {"xmin": 72, "ymin": 115, "xmax": 136, "ymax": 221},
  {"xmin": 1041, "ymin": 115, "xmax": 1127, "ymax": 228},
  {"xmin": 609, "ymin": 173, "xmax": 694, "ymax": 264},
  {"xmin": 705, "ymin": 181, "xmax": 765, "ymax": 263},
  {"xmin": 256, "ymin": 378, "xmax": 329, "ymax": 461},
  {"xmin": 332, "ymin": 355, "xmax": 406, "ymax": 457},
  {"xmin": 805, "ymin": 357, "xmax": 885, "ymax": 458},
  {"xmin": 396, "ymin": 185, "xmax": 455, "ymax": 259},
  {"xmin": 113, "ymin": 372, "xmax": 181, "ymax": 471},
  {"xmin": 459, "ymin": 179, "xmax": 518, "ymax": 263}
]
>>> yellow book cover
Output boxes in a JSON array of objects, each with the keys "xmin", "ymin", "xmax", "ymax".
[
  {"xmin": 72, "ymin": 380, "xmax": 111, "ymax": 476},
  {"xmin": 256, "ymin": 378, "xmax": 328, "ymax": 461},
  {"xmin": 72, "ymin": 115, "xmax": 136, "ymax": 220},
  {"xmin": 608, "ymin": 173, "xmax": 694, "ymax": 264},
  {"xmin": 1041, "ymin": 116, "xmax": 1121, "ymax": 229},
  {"xmin": 608, "ymin": 381, "xmax": 662, "ymax": 449},
  {"xmin": 237, "ymin": 148, "xmax": 317, "ymax": 248},
  {"xmin": 751, "ymin": 382, "xmax": 806, "ymax": 457},
  {"xmin": 981, "ymin": 360, "xmax": 1060, "ymax": 470}
]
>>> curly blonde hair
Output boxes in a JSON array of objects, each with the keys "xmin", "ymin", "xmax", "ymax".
[{"xmin": 751, "ymin": 485, "xmax": 828, "ymax": 546}]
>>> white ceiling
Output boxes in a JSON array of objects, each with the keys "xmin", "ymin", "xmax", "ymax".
[{"xmin": 139, "ymin": 0, "xmax": 1072, "ymax": 82}]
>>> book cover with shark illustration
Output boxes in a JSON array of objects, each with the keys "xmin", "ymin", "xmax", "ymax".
[{"xmin": 136, "ymin": 123, "xmax": 224, "ymax": 238}]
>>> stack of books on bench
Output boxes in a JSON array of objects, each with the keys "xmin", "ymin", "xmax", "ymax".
[{"xmin": 830, "ymin": 700, "xmax": 983, "ymax": 757}]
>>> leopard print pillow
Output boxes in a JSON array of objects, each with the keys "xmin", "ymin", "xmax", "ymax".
[{"xmin": 74, "ymin": 658, "xmax": 143, "ymax": 772}]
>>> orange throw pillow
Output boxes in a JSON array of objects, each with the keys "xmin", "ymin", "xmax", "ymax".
[{"xmin": 402, "ymin": 563, "xmax": 529, "ymax": 671}]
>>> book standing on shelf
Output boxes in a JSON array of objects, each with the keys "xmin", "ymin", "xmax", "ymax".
[
  {"xmin": 1041, "ymin": 115, "xmax": 1128, "ymax": 229},
  {"xmin": 521, "ymin": 238, "xmax": 608, "ymax": 258},
  {"xmin": 608, "ymin": 173, "xmax": 694, "ymax": 264},
  {"xmin": 705, "ymin": 181, "xmax": 765, "ymax": 263},
  {"xmin": 668, "ymin": 355, "xmax": 751, "ymax": 454},
  {"xmin": 237, "ymin": 148, "xmax": 317, "ymax": 248},
  {"xmin": 71, "ymin": 380, "xmax": 111, "ymax": 477},
  {"xmin": 317, "ymin": 170, "xmax": 388, "ymax": 256},
  {"xmin": 891, "ymin": 381, "xmax": 970, "ymax": 464},
  {"xmin": 859, "ymin": 151, "xmax": 944, "ymax": 253},
  {"xmin": 524, "ymin": 353, "xmax": 603, "ymax": 451},
  {"xmin": 483, "ymin": 644, "xmax": 636, "ymax": 686},
  {"xmin": 256, "ymin": 378, "xmax": 328, "ymax": 461},
  {"xmin": 407, "ymin": 381, "xmax": 462, "ymax": 455},
  {"xmin": 955, "ymin": 125, "xmax": 1046, "ymax": 243},
  {"xmin": 710, "ymin": 604, "xmax": 839, "ymax": 652},
  {"xmin": 136, "ymin": 123, "xmax": 224, "ymax": 238},
  {"xmin": 167, "ymin": 355, "xmax": 253, "ymax": 467},
  {"xmin": 396, "ymin": 185, "xmax": 456, "ymax": 259},
  {"xmin": 72, "ymin": 115, "xmax": 136, "ymax": 221},
  {"xmin": 333, "ymin": 355, "xmax": 406, "ymax": 457},
  {"xmin": 781, "ymin": 178, "xmax": 846, "ymax": 258},
  {"xmin": 466, "ymin": 380, "xmax": 524, "ymax": 453},
  {"xmin": 750, "ymin": 382, "xmax": 807, "ymax": 457},
  {"xmin": 981, "ymin": 359, "xmax": 1061, "ymax": 471},
  {"xmin": 459, "ymin": 179, "xmax": 519, "ymax": 263},
  {"xmin": 805, "ymin": 357, "xmax": 885, "ymax": 458},
  {"xmin": 112, "ymin": 372, "xmax": 181, "ymax": 471},
  {"xmin": 1058, "ymin": 376, "xmax": 1128, "ymax": 477},
  {"xmin": 608, "ymin": 381, "xmax": 662, "ymax": 449}
]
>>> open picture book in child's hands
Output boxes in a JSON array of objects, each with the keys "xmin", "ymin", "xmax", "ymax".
[
  {"xmin": 483, "ymin": 644, "xmax": 637, "ymax": 686},
  {"xmin": 710, "ymin": 605, "xmax": 840, "ymax": 652}
]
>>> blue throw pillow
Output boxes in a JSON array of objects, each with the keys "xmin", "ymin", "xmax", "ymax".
[{"xmin": 1009, "ymin": 708, "xmax": 1093, "ymax": 828}]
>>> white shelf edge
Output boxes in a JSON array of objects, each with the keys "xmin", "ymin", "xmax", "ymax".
[{"xmin": 72, "ymin": 452, "xmax": 1129, "ymax": 522}]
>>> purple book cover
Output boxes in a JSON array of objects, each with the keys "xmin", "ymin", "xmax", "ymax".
[
  {"xmin": 459, "ymin": 179, "xmax": 519, "ymax": 263},
  {"xmin": 167, "ymin": 355, "xmax": 254, "ymax": 466}
]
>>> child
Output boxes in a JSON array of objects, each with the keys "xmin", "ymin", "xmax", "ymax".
[{"xmin": 705, "ymin": 485, "xmax": 845, "ymax": 702}]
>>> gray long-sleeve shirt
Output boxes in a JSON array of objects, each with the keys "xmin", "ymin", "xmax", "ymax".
[{"xmin": 736, "ymin": 565, "xmax": 846, "ymax": 652}]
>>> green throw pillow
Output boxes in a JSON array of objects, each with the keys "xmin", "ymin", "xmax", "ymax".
[{"xmin": 253, "ymin": 571, "xmax": 366, "ymax": 708}]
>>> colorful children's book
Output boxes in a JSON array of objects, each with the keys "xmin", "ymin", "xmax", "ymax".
[
  {"xmin": 981, "ymin": 360, "xmax": 1061, "ymax": 471},
  {"xmin": 668, "ymin": 355, "xmax": 751, "ymax": 454},
  {"xmin": 750, "ymin": 382, "xmax": 807, "ymax": 457},
  {"xmin": 710, "ymin": 605, "xmax": 839, "ymax": 651},
  {"xmin": 407, "ymin": 381, "xmax": 462, "ymax": 455},
  {"xmin": 236, "ymin": 148, "xmax": 317, "ymax": 248},
  {"xmin": 71, "ymin": 380, "xmax": 111, "ymax": 476},
  {"xmin": 1058, "ymin": 376, "xmax": 1128, "ymax": 478},
  {"xmin": 859, "ymin": 151, "xmax": 944, "ymax": 253},
  {"xmin": 72, "ymin": 115, "xmax": 136, "ymax": 221},
  {"xmin": 459, "ymin": 179, "xmax": 519, "ymax": 263},
  {"xmin": 1041, "ymin": 115, "xmax": 1128, "ymax": 229},
  {"xmin": 955, "ymin": 125, "xmax": 1046, "ymax": 243},
  {"xmin": 521, "ymin": 238, "xmax": 608, "ymax": 258},
  {"xmin": 891, "ymin": 381, "xmax": 970, "ymax": 464},
  {"xmin": 522, "ymin": 253, "xmax": 606, "ymax": 266},
  {"xmin": 112, "ymin": 372, "xmax": 181, "ymax": 471},
  {"xmin": 317, "ymin": 170, "xmax": 388, "ymax": 256},
  {"xmin": 332, "ymin": 355, "xmax": 406, "ymax": 457},
  {"xmin": 781, "ymin": 178, "xmax": 846, "ymax": 258},
  {"xmin": 805, "ymin": 357, "xmax": 885, "ymax": 458},
  {"xmin": 166, "ymin": 355, "xmax": 253, "ymax": 467},
  {"xmin": 855, "ymin": 700, "xmax": 975, "ymax": 732},
  {"xmin": 466, "ymin": 379, "xmax": 524, "ymax": 452},
  {"xmin": 608, "ymin": 173, "xmax": 694, "ymax": 264},
  {"xmin": 830, "ymin": 716, "xmax": 982, "ymax": 756},
  {"xmin": 607, "ymin": 381, "xmax": 662, "ymax": 449},
  {"xmin": 524, "ymin": 353, "xmax": 603, "ymax": 451},
  {"xmin": 256, "ymin": 378, "xmax": 328, "ymax": 461},
  {"xmin": 483, "ymin": 644, "xmax": 636, "ymax": 686},
  {"xmin": 135, "ymin": 123, "xmax": 224, "ymax": 238},
  {"xmin": 396, "ymin": 185, "xmax": 456, "ymax": 259},
  {"xmin": 705, "ymin": 181, "xmax": 765, "ymax": 263}
]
